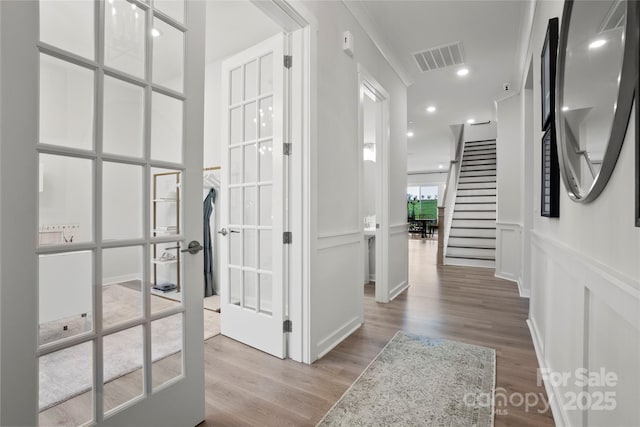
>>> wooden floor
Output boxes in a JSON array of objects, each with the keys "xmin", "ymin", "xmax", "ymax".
[{"xmin": 201, "ymin": 238, "xmax": 555, "ymax": 426}]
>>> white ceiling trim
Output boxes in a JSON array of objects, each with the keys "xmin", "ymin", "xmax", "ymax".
[{"xmin": 342, "ymin": 1, "xmax": 414, "ymax": 87}]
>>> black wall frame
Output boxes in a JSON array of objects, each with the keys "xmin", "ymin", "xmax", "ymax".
[
  {"xmin": 541, "ymin": 17, "xmax": 559, "ymax": 131},
  {"xmin": 541, "ymin": 126, "xmax": 560, "ymax": 217}
]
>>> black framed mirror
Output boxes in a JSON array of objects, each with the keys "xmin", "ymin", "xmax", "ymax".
[{"xmin": 555, "ymin": 0, "xmax": 637, "ymax": 203}]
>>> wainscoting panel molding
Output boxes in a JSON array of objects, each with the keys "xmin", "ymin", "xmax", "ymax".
[
  {"xmin": 529, "ymin": 231, "xmax": 640, "ymax": 427},
  {"xmin": 495, "ymin": 222, "xmax": 524, "ymax": 295}
]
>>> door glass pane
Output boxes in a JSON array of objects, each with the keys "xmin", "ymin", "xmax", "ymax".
[
  {"xmin": 259, "ymin": 53, "xmax": 273, "ymax": 95},
  {"xmin": 259, "ymin": 230, "xmax": 272, "ymax": 271},
  {"xmin": 39, "ymin": 154, "xmax": 93, "ymax": 245},
  {"xmin": 230, "ymin": 107, "xmax": 242, "ymax": 144},
  {"xmin": 105, "ymin": 0, "xmax": 145, "ymax": 78},
  {"xmin": 244, "ymin": 229, "xmax": 257, "ymax": 269},
  {"xmin": 151, "ymin": 242, "xmax": 182, "ymax": 314},
  {"xmin": 39, "ymin": 342, "xmax": 93, "ymax": 426},
  {"xmin": 229, "ymin": 231, "xmax": 241, "ymax": 266},
  {"xmin": 259, "ymin": 185, "xmax": 272, "ymax": 226},
  {"xmin": 103, "ymin": 326, "xmax": 143, "ymax": 413},
  {"xmin": 229, "ymin": 187, "xmax": 242, "ymax": 225},
  {"xmin": 40, "ymin": 0, "xmax": 94, "ymax": 60},
  {"xmin": 102, "ymin": 246, "xmax": 143, "ymax": 328},
  {"xmin": 244, "ymin": 60, "xmax": 257, "ymax": 100},
  {"xmin": 230, "ymin": 67, "xmax": 241, "ymax": 105},
  {"xmin": 103, "ymin": 76, "xmax": 144, "ymax": 158},
  {"xmin": 152, "ymin": 18, "xmax": 184, "ymax": 93},
  {"xmin": 103, "ymin": 162, "xmax": 144, "ymax": 241},
  {"xmin": 229, "ymin": 146, "xmax": 242, "ymax": 184},
  {"xmin": 151, "ymin": 92, "xmax": 183, "ymax": 163},
  {"xmin": 244, "ymin": 102, "xmax": 256, "ymax": 141},
  {"xmin": 259, "ymin": 140, "xmax": 272, "ymax": 181},
  {"xmin": 39, "ymin": 251, "xmax": 93, "ymax": 346},
  {"xmin": 244, "ymin": 271, "xmax": 257, "ymax": 310},
  {"xmin": 151, "ymin": 169, "xmax": 180, "ymax": 236},
  {"xmin": 259, "ymin": 96, "xmax": 273, "ymax": 138},
  {"xmin": 244, "ymin": 187, "xmax": 257, "ymax": 225},
  {"xmin": 40, "ymin": 54, "xmax": 94, "ymax": 150},
  {"xmin": 244, "ymin": 143, "xmax": 257, "ymax": 183},
  {"xmin": 229, "ymin": 268, "xmax": 241, "ymax": 305},
  {"xmin": 154, "ymin": 0, "xmax": 185, "ymax": 23},
  {"xmin": 151, "ymin": 313, "xmax": 183, "ymax": 389},
  {"xmin": 259, "ymin": 274, "xmax": 272, "ymax": 315}
]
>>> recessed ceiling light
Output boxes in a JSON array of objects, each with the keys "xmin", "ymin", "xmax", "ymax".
[
  {"xmin": 467, "ymin": 118, "xmax": 475, "ymax": 124},
  {"xmin": 562, "ymin": 106, "xmax": 569, "ymax": 111},
  {"xmin": 151, "ymin": 28, "xmax": 162, "ymax": 37},
  {"xmin": 438, "ymin": 164, "xmax": 444, "ymax": 169},
  {"xmin": 408, "ymin": 121, "xmax": 413, "ymax": 124},
  {"xmin": 457, "ymin": 68, "xmax": 469, "ymax": 76},
  {"xmin": 407, "ymin": 131, "xmax": 414, "ymax": 137},
  {"xmin": 589, "ymin": 39, "xmax": 606, "ymax": 49},
  {"xmin": 426, "ymin": 106, "xmax": 436, "ymax": 113}
]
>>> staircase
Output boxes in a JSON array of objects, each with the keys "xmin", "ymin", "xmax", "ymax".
[{"xmin": 445, "ymin": 139, "xmax": 497, "ymax": 268}]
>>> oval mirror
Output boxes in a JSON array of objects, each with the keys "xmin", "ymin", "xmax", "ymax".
[{"xmin": 556, "ymin": 0, "xmax": 637, "ymax": 202}]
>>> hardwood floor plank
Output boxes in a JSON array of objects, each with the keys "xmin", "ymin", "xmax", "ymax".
[{"xmin": 201, "ymin": 239, "xmax": 554, "ymax": 426}]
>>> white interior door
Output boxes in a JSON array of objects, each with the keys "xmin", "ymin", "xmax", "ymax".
[
  {"xmin": 220, "ymin": 33, "xmax": 287, "ymax": 359},
  {"xmin": 0, "ymin": 1, "xmax": 206, "ymax": 425}
]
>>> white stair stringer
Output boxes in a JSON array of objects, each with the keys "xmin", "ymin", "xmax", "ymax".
[{"xmin": 445, "ymin": 139, "xmax": 497, "ymax": 269}]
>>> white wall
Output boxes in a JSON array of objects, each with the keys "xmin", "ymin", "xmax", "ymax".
[
  {"xmin": 302, "ymin": 1, "xmax": 407, "ymax": 361},
  {"xmin": 495, "ymin": 94, "xmax": 524, "ymax": 289},
  {"xmin": 464, "ymin": 121, "xmax": 496, "ymax": 142},
  {"xmin": 521, "ymin": 2, "xmax": 640, "ymax": 425}
]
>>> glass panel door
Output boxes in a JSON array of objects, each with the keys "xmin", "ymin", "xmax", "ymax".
[
  {"xmin": 30, "ymin": 0, "xmax": 205, "ymax": 425},
  {"xmin": 220, "ymin": 34, "xmax": 286, "ymax": 358}
]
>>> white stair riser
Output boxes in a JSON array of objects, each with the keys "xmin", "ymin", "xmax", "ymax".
[
  {"xmin": 462, "ymin": 159, "xmax": 497, "ymax": 167},
  {"xmin": 456, "ymin": 195, "xmax": 496, "ymax": 203},
  {"xmin": 460, "ymin": 170, "xmax": 497, "ymax": 178},
  {"xmin": 458, "ymin": 176, "xmax": 496, "ymax": 183},
  {"xmin": 448, "ymin": 237, "xmax": 496, "ymax": 247},
  {"xmin": 453, "ymin": 210, "xmax": 496, "ymax": 219},
  {"xmin": 446, "ymin": 246, "xmax": 495, "ymax": 258},
  {"xmin": 445, "ymin": 257, "xmax": 495, "ymax": 268},
  {"xmin": 461, "ymin": 164, "xmax": 496, "ymax": 172},
  {"xmin": 465, "ymin": 140, "xmax": 496, "ymax": 146},
  {"xmin": 457, "ymin": 182, "xmax": 496, "ymax": 190},
  {"xmin": 462, "ymin": 155, "xmax": 496, "ymax": 162},
  {"xmin": 464, "ymin": 150, "xmax": 496, "ymax": 157},
  {"xmin": 456, "ymin": 188, "xmax": 496, "ymax": 197},
  {"xmin": 451, "ymin": 219, "xmax": 496, "ymax": 228},
  {"xmin": 449, "ymin": 228, "xmax": 496, "ymax": 238},
  {"xmin": 455, "ymin": 203, "xmax": 496, "ymax": 211}
]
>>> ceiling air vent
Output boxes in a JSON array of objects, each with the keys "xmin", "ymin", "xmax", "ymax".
[
  {"xmin": 599, "ymin": 0, "xmax": 625, "ymax": 32},
  {"xmin": 412, "ymin": 41, "xmax": 465, "ymax": 73}
]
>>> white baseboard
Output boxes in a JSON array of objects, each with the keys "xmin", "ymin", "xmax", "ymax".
[
  {"xmin": 527, "ymin": 319, "xmax": 567, "ymax": 427},
  {"xmin": 103, "ymin": 274, "xmax": 140, "ymax": 286},
  {"xmin": 314, "ymin": 316, "xmax": 362, "ymax": 361},
  {"xmin": 389, "ymin": 280, "xmax": 408, "ymax": 301},
  {"xmin": 494, "ymin": 272, "xmax": 529, "ymax": 298}
]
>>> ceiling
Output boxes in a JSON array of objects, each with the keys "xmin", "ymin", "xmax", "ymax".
[{"xmin": 352, "ymin": 0, "xmax": 527, "ymax": 173}]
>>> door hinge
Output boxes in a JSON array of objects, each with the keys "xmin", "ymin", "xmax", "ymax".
[
  {"xmin": 283, "ymin": 231, "xmax": 292, "ymax": 244},
  {"xmin": 284, "ymin": 55, "xmax": 292, "ymax": 69},
  {"xmin": 283, "ymin": 143, "xmax": 292, "ymax": 156},
  {"xmin": 283, "ymin": 319, "xmax": 292, "ymax": 333}
]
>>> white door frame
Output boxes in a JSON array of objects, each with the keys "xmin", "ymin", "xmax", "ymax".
[
  {"xmin": 0, "ymin": 1, "xmax": 206, "ymax": 425},
  {"xmin": 358, "ymin": 65, "xmax": 391, "ymax": 303},
  {"xmin": 250, "ymin": 0, "xmax": 316, "ymax": 363}
]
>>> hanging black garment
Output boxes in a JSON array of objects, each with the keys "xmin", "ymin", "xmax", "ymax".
[{"xmin": 203, "ymin": 188, "xmax": 216, "ymax": 297}]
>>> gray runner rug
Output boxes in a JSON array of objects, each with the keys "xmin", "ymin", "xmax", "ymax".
[{"xmin": 318, "ymin": 332, "xmax": 495, "ymax": 426}]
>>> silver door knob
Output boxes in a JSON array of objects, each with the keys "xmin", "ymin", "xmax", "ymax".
[
  {"xmin": 218, "ymin": 228, "xmax": 228, "ymax": 236},
  {"xmin": 181, "ymin": 240, "xmax": 204, "ymax": 254}
]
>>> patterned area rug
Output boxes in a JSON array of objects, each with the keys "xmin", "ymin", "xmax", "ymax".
[{"xmin": 318, "ymin": 332, "xmax": 495, "ymax": 426}]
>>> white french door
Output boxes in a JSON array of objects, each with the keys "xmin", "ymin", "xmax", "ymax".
[
  {"xmin": 220, "ymin": 33, "xmax": 288, "ymax": 359},
  {"xmin": 0, "ymin": 0, "xmax": 206, "ymax": 425}
]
